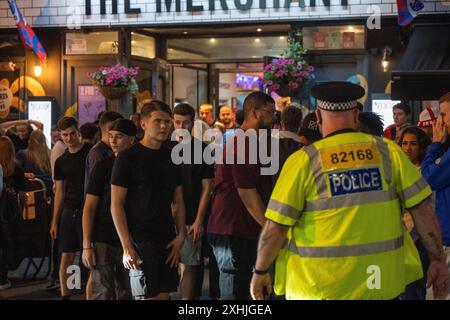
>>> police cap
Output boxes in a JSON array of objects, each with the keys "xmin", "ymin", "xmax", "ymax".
[{"xmin": 311, "ymin": 81, "xmax": 365, "ymax": 112}]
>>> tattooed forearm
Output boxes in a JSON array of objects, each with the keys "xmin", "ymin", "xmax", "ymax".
[
  {"xmin": 427, "ymin": 232, "xmax": 445, "ymax": 260},
  {"xmin": 254, "ymin": 221, "xmax": 289, "ymax": 271},
  {"xmin": 409, "ymin": 197, "xmax": 445, "ymax": 262}
]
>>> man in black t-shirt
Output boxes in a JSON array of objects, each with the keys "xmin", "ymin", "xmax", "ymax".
[
  {"xmin": 171, "ymin": 103, "xmax": 215, "ymax": 300},
  {"xmin": 82, "ymin": 119, "xmax": 136, "ymax": 300},
  {"xmin": 111, "ymin": 101, "xmax": 186, "ymax": 300},
  {"xmin": 51, "ymin": 117, "xmax": 91, "ymax": 300}
]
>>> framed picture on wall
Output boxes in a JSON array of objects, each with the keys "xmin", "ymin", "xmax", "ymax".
[{"xmin": 78, "ymin": 85, "xmax": 106, "ymax": 125}]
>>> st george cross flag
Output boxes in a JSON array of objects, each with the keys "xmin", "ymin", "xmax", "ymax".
[
  {"xmin": 397, "ymin": 0, "xmax": 425, "ymax": 26},
  {"xmin": 7, "ymin": 0, "xmax": 47, "ymax": 65}
]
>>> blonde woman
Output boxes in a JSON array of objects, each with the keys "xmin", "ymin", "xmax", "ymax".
[{"xmin": 17, "ymin": 130, "xmax": 51, "ymax": 182}]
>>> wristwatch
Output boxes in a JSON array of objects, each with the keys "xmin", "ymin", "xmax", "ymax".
[{"xmin": 252, "ymin": 266, "xmax": 270, "ymax": 275}]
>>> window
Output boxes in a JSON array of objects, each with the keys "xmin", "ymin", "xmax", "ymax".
[
  {"xmin": 131, "ymin": 33, "xmax": 156, "ymax": 59},
  {"xmin": 302, "ymin": 25, "xmax": 365, "ymax": 51},
  {"xmin": 65, "ymin": 32, "xmax": 119, "ymax": 55},
  {"xmin": 167, "ymin": 36, "xmax": 287, "ymax": 60}
]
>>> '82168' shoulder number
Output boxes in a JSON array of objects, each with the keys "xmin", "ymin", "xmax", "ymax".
[
  {"xmin": 330, "ymin": 149, "xmax": 374, "ymax": 164},
  {"xmin": 320, "ymin": 143, "xmax": 380, "ymax": 170}
]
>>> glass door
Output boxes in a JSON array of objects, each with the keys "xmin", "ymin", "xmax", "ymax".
[{"xmin": 172, "ymin": 64, "xmax": 208, "ymax": 109}]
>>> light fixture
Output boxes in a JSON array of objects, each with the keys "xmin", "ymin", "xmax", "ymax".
[
  {"xmin": 210, "ymin": 38, "xmax": 216, "ymax": 43},
  {"xmin": 348, "ymin": 26, "xmax": 354, "ymax": 31},
  {"xmin": 131, "ymin": 40, "xmax": 136, "ymax": 44},
  {"xmin": 279, "ymin": 36, "xmax": 285, "ymax": 40},
  {"xmin": 255, "ymin": 38, "xmax": 260, "ymax": 43},
  {"xmin": 183, "ymin": 31, "xmax": 188, "ymax": 35},
  {"xmin": 256, "ymin": 28, "xmax": 262, "ymax": 32},
  {"xmin": 381, "ymin": 46, "xmax": 392, "ymax": 73},
  {"xmin": 34, "ymin": 64, "xmax": 42, "ymax": 77}
]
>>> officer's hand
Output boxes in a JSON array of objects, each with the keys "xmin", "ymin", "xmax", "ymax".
[
  {"xmin": 432, "ymin": 117, "xmax": 448, "ymax": 143},
  {"xmin": 427, "ymin": 259, "xmax": 450, "ymax": 299},
  {"xmin": 250, "ymin": 273, "xmax": 272, "ymax": 300}
]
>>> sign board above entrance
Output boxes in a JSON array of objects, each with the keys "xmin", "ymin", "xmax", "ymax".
[{"xmin": 0, "ymin": 0, "xmax": 448, "ymax": 28}]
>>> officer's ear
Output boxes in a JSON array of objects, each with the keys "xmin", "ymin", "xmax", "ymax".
[
  {"xmin": 315, "ymin": 109, "xmax": 322, "ymax": 126},
  {"xmin": 353, "ymin": 109, "xmax": 360, "ymax": 126}
]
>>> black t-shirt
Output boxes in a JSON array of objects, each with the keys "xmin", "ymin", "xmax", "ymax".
[
  {"xmin": 86, "ymin": 155, "xmax": 120, "ymax": 247},
  {"xmin": 54, "ymin": 143, "xmax": 91, "ymax": 210},
  {"xmin": 111, "ymin": 143, "xmax": 181, "ymax": 243},
  {"xmin": 166, "ymin": 139, "xmax": 215, "ymax": 225}
]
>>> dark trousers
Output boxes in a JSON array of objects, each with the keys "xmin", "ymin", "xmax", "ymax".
[
  {"xmin": 208, "ymin": 234, "xmax": 257, "ymax": 300},
  {"xmin": 0, "ymin": 244, "xmax": 7, "ymax": 284}
]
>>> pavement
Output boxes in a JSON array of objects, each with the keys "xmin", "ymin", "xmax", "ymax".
[{"xmin": 0, "ymin": 257, "xmax": 212, "ymax": 300}]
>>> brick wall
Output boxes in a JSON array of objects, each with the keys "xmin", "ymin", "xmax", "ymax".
[{"xmin": 0, "ymin": 0, "xmax": 449, "ymax": 28}]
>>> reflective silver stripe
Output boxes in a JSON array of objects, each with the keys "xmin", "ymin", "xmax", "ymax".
[
  {"xmin": 304, "ymin": 189, "xmax": 397, "ymax": 211},
  {"xmin": 267, "ymin": 199, "xmax": 301, "ymax": 220},
  {"xmin": 287, "ymin": 235, "xmax": 403, "ymax": 258},
  {"xmin": 400, "ymin": 177, "xmax": 430, "ymax": 204},
  {"xmin": 374, "ymin": 137, "xmax": 392, "ymax": 184},
  {"xmin": 303, "ymin": 144, "xmax": 328, "ymax": 198}
]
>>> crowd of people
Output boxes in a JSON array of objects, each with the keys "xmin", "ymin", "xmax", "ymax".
[{"xmin": 0, "ymin": 85, "xmax": 449, "ymax": 300}]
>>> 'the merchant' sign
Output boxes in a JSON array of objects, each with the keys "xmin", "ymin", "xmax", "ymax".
[{"xmin": 85, "ymin": 0, "xmax": 349, "ymax": 15}]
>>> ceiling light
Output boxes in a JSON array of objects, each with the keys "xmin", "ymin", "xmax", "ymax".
[
  {"xmin": 210, "ymin": 38, "xmax": 216, "ymax": 43},
  {"xmin": 256, "ymin": 28, "xmax": 262, "ymax": 32},
  {"xmin": 183, "ymin": 31, "xmax": 188, "ymax": 35},
  {"xmin": 279, "ymin": 36, "xmax": 285, "ymax": 40}
]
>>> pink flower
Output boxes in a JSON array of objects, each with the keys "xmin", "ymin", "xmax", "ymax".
[
  {"xmin": 288, "ymin": 82, "xmax": 299, "ymax": 89},
  {"xmin": 271, "ymin": 83, "xmax": 280, "ymax": 90},
  {"xmin": 276, "ymin": 70, "xmax": 287, "ymax": 77},
  {"xmin": 264, "ymin": 64, "xmax": 272, "ymax": 72},
  {"xmin": 308, "ymin": 66, "xmax": 315, "ymax": 72},
  {"xmin": 296, "ymin": 77, "xmax": 304, "ymax": 83}
]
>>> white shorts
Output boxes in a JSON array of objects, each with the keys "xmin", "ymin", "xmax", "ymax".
[{"xmin": 179, "ymin": 226, "xmax": 201, "ymax": 266}]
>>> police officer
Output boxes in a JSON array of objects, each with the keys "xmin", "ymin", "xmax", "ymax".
[{"xmin": 250, "ymin": 81, "xmax": 450, "ymax": 300}]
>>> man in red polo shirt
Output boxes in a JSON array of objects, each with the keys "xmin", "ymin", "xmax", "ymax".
[{"xmin": 207, "ymin": 92, "xmax": 276, "ymax": 300}]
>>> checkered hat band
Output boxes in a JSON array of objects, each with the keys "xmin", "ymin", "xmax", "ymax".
[{"xmin": 317, "ymin": 99, "xmax": 357, "ymax": 111}]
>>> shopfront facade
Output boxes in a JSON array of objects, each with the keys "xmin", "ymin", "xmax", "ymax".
[{"xmin": 0, "ymin": 0, "xmax": 449, "ymax": 124}]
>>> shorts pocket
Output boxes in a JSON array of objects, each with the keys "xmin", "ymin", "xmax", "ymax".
[{"xmin": 129, "ymin": 269, "xmax": 147, "ymax": 300}]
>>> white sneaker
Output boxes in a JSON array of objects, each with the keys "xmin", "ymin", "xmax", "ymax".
[{"xmin": 0, "ymin": 280, "xmax": 12, "ymax": 290}]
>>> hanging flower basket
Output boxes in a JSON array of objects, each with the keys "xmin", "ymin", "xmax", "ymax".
[
  {"xmin": 262, "ymin": 31, "xmax": 314, "ymax": 97},
  {"xmin": 275, "ymin": 84, "xmax": 303, "ymax": 98},
  {"xmin": 99, "ymin": 86, "xmax": 128, "ymax": 100},
  {"xmin": 87, "ymin": 63, "xmax": 139, "ymax": 100}
]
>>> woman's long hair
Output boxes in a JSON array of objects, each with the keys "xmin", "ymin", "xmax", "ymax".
[
  {"xmin": 27, "ymin": 130, "xmax": 51, "ymax": 174},
  {"xmin": 0, "ymin": 136, "xmax": 16, "ymax": 176}
]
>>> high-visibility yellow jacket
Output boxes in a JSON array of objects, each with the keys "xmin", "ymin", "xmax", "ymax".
[{"xmin": 266, "ymin": 131, "xmax": 431, "ymax": 300}]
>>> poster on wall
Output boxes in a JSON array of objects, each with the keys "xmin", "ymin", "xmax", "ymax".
[
  {"xmin": 342, "ymin": 32, "xmax": 355, "ymax": 49},
  {"xmin": 371, "ymin": 94, "xmax": 401, "ymax": 130},
  {"xmin": 28, "ymin": 97, "xmax": 53, "ymax": 148},
  {"xmin": 313, "ymin": 32, "xmax": 328, "ymax": 49},
  {"xmin": 328, "ymin": 32, "xmax": 341, "ymax": 49},
  {"xmin": 78, "ymin": 85, "xmax": 106, "ymax": 125}
]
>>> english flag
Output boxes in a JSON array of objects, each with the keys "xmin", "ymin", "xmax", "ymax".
[
  {"xmin": 7, "ymin": 0, "xmax": 47, "ymax": 65},
  {"xmin": 397, "ymin": 0, "xmax": 425, "ymax": 26}
]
